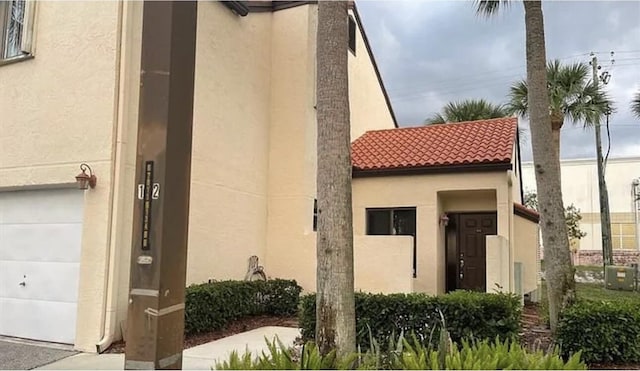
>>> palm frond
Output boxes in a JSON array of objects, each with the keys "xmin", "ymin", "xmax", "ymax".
[
  {"xmin": 507, "ymin": 59, "xmax": 613, "ymax": 128},
  {"xmin": 475, "ymin": 0, "xmax": 510, "ymax": 17},
  {"xmin": 631, "ymin": 91, "xmax": 640, "ymax": 119},
  {"xmin": 507, "ymin": 80, "xmax": 529, "ymax": 118},
  {"xmin": 425, "ymin": 99, "xmax": 509, "ymax": 125},
  {"xmin": 425, "ymin": 113, "xmax": 447, "ymax": 125}
]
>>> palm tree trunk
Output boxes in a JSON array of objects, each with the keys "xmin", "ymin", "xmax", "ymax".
[
  {"xmin": 315, "ymin": 0, "xmax": 356, "ymax": 358},
  {"xmin": 523, "ymin": 0, "xmax": 575, "ymax": 334},
  {"xmin": 550, "ymin": 116, "xmax": 564, "ymax": 180},
  {"xmin": 551, "ymin": 128, "xmax": 561, "ymax": 182}
]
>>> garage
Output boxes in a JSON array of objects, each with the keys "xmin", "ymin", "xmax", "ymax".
[{"xmin": 0, "ymin": 188, "xmax": 84, "ymax": 344}]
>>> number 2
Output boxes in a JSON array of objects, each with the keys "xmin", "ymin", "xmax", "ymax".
[{"xmin": 152, "ymin": 183, "xmax": 160, "ymax": 199}]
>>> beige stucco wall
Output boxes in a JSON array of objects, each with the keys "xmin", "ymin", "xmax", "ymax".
[
  {"xmin": 354, "ymin": 236, "xmax": 414, "ymax": 294},
  {"xmin": 264, "ymin": 5, "xmax": 317, "ymax": 289},
  {"xmin": 187, "ymin": 2, "xmax": 273, "ymax": 284},
  {"xmin": 347, "ymin": 9, "xmax": 396, "ymax": 139},
  {"xmin": 264, "ymin": 4, "xmax": 397, "ymax": 288},
  {"xmin": 0, "ymin": 1, "xmax": 121, "ymax": 352},
  {"xmin": 352, "ymin": 171, "xmax": 510, "ymax": 295},
  {"xmin": 0, "ymin": 1, "xmax": 402, "ymax": 350},
  {"xmin": 486, "ymin": 235, "xmax": 510, "ymax": 293},
  {"xmin": 261, "ymin": 233, "xmax": 415, "ymax": 294},
  {"xmin": 522, "ymin": 157, "xmax": 640, "ymax": 252},
  {"xmin": 112, "ymin": 1, "xmax": 275, "ymax": 343},
  {"xmin": 514, "ymin": 214, "xmax": 540, "ymax": 294}
]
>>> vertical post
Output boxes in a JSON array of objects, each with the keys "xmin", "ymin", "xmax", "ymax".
[
  {"xmin": 591, "ymin": 54, "xmax": 614, "ymax": 267},
  {"xmin": 124, "ymin": 1, "xmax": 198, "ymax": 369}
]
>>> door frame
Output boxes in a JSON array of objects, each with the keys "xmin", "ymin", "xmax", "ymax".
[{"xmin": 444, "ymin": 211, "xmax": 497, "ymax": 292}]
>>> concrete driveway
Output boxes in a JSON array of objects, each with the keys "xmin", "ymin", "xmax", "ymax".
[{"xmin": 0, "ymin": 338, "xmax": 76, "ymax": 370}]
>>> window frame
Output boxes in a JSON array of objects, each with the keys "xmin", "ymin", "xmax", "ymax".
[
  {"xmin": 611, "ymin": 222, "xmax": 636, "ymax": 250},
  {"xmin": 365, "ymin": 207, "xmax": 416, "ymax": 236},
  {"xmin": 0, "ymin": 0, "xmax": 35, "ymax": 65}
]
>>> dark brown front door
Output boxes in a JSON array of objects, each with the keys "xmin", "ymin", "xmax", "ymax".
[{"xmin": 457, "ymin": 213, "xmax": 497, "ymax": 292}]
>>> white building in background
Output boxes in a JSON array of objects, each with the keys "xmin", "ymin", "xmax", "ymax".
[{"xmin": 521, "ymin": 157, "xmax": 640, "ymax": 266}]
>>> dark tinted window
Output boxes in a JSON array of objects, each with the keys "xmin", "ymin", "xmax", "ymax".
[
  {"xmin": 367, "ymin": 210, "xmax": 391, "ymax": 235},
  {"xmin": 348, "ymin": 16, "xmax": 356, "ymax": 54}
]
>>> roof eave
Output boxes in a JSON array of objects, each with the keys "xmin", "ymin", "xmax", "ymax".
[
  {"xmin": 352, "ymin": 161, "xmax": 513, "ymax": 178},
  {"xmin": 513, "ymin": 203, "xmax": 540, "ymax": 223}
]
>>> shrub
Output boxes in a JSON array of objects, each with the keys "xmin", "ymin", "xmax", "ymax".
[
  {"xmin": 299, "ymin": 290, "xmax": 521, "ymax": 349},
  {"xmin": 185, "ymin": 279, "xmax": 302, "ymax": 335},
  {"xmin": 557, "ymin": 299, "xmax": 640, "ymax": 364},
  {"xmin": 394, "ymin": 337, "xmax": 585, "ymax": 370},
  {"xmin": 215, "ymin": 335, "xmax": 586, "ymax": 370},
  {"xmin": 215, "ymin": 337, "xmax": 342, "ymax": 370}
]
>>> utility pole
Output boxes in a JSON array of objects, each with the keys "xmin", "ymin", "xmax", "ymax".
[
  {"xmin": 590, "ymin": 53, "xmax": 614, "ymax": 267},
  {"xmin": 124, "ymin": 1, "xmax": 198, "ymax": 369}
]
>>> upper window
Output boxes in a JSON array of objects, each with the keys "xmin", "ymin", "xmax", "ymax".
[
  {"xmin": 348, "ymin": 16, "xmax": 356, "ymax": 54},
  {"xmin": 313, "ymin": 199, "xmax": 318, "ymax": 232},
  {"xmin": 611, "ymin": 223, "xmax": 636, "ymax": 250},
  {"xmin": 1, "ymin": 0, "xmax": 33, "ymax": 61}
]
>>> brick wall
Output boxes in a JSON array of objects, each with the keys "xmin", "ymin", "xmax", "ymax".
[{"xmin": 576, "ymin": 250, "xmax": 640, "ymax": 266}]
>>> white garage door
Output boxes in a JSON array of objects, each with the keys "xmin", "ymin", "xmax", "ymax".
[{"xmin": 0, "ymin": 188, "xmax": 84, "ymax": 344}]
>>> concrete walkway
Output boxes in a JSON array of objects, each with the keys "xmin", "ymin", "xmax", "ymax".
[
  {"xmin": 0, "ymin": 337, "xmax": 76, "ymax": 370},
  {"xmin": 37, "ymin": 327, "xmax": 301, "ymax": 370}
]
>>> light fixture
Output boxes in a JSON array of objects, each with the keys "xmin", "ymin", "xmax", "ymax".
[
  {"xmin": 440, "ymin": 213, "xmax": 450, "ymax": 227},
  {"xmin": 75, "ymin": 163, "xmax": 97, "ymax": 190}
]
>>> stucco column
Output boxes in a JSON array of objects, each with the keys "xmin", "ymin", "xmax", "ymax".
[
  {"xmin": 496, "ymin": 183, "xmax": 512, "ymax": 292},
  {"xmin": 416, "ymin": 196, "xmax": 438, "ymax": 294}
]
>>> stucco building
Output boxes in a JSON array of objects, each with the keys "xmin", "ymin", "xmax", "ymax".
[
  {"xmin": 350, "ymin": 118, "xmax": 540, "ymax": 297},
  {"xmin": 0, "ymin": 0, "xmax": 539, "ymax": 353},
  {"xmin": 521, "ymin": 156, "xmax": 640, "ymax": 266}
]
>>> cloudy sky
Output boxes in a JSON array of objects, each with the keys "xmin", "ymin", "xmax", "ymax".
[{"xmin": 356, "ymin": 0, "xmax": 640, "ymax": 160}]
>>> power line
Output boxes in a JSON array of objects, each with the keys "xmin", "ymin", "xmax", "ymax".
[
  {"xmin": 387, "ymin": 52, "xmax": 607, "ymax": 100},
  {"xmin": 386, "ymin": 65, "xmax": 525, "ymax": 94},
  {"xmin": 614, "ymin": 50, "xmax": 640, "ymax": 54},
  {"xmin": 589, "ymin": 50, "xmax": 640, "ymax": 55},
  {"xmin": 401, "ymin": 63, "xmax": 639, "ymax": 99},
  {"xmin": 391, "ymin": 73, "xmax": 523, "ymax": 100},
  {"xmin": 610, "ymin": 63, "xmax": 640, "ymax": 68},
  {"xmin": 614, "ymin": 57, "xmax": 640, "ymax": 62},
  {"xmin": 559, "ymin": 125, "xmax": 639, "ymax": 130}
]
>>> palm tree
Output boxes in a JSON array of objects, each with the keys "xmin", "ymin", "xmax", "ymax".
[
  {"xmin": 507, "ymin": 59, "xmax": 612, "ymax": 160},
  {"xmin": 425, "ymin": 99, "xmax": 509, "ymax": 124},
  {"xmin": 476, "ymin": 0, "xmax": 574, "ymax": 334},
  {"xmin": 315, "ymin": 0, "xmax": 356, "ymax": 358},
  {"xmin": 632, "ymin": 91, "xmax": 640, "ymax": 119}
]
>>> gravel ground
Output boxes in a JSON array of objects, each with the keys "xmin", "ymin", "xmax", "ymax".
[{"xmin": 0, "ymin": 339, "xmax": 76, "ymax": 370}]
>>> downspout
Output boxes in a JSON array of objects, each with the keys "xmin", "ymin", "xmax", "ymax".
[
  {"xmin": 96, "ymin": 0, "xmax": 125, "ymax": 354},
  {"xmin": 516, "ymin": 128, "xmax": 524, "ymax": 203}
]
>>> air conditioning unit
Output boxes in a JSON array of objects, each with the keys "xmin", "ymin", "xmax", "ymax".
[{"xmin": 605, "ymin": 266, "xmax": 636, "ymax": 291}]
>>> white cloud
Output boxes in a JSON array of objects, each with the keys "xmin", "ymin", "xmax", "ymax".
[{"xmin": 357, "ymin": 0, "xmax": 640, "ymax": 159}]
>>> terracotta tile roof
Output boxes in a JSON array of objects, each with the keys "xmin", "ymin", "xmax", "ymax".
[
  {"xmin": 352, "ymin": 117, "xmax": 518, "ymax": 172},
  {"xmin": 513, "ymin": 202, "xmax": 540, "ymax": 223}
]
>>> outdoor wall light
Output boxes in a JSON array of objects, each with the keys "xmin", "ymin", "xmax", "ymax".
[
  {"xmin": 76, "ymin": 163, "xmax": 97, "ymax": 190},
  {"xmin": 440, "ymin": 213, "xmax": 450, "ymax": 227}
]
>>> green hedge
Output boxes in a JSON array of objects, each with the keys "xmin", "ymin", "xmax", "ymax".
[
  {"xmin": 185, "ymin": 279, "xmax": 302, "ymax": 335},
  {"xmin": 557, "ymin": 299, "xmax": 640, "ymax": 364},
  {"xmin": 299, "ymin": 290, "xmax": 522, "ymax": 349}
]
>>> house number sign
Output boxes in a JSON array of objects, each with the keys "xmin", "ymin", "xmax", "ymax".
[{"xmin": 137, "ymin": 161, "xmax": 160, "ymax": 251}]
